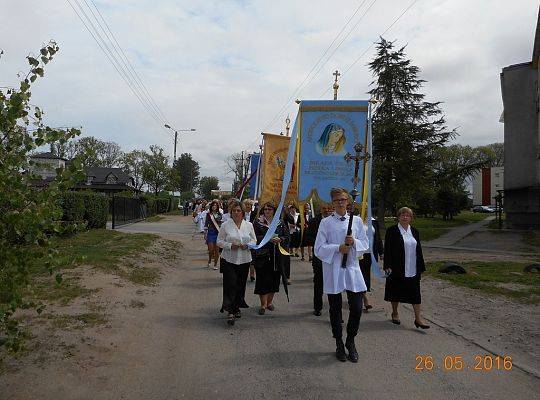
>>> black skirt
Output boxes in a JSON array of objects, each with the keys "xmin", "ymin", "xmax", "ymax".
[
  {"xmin": 359, "ymin": 253, "xmax": 372, "ymax": 292},
  {"xmin": 221, "ymin": 259, "xmax": 250, "ymax": 313},
  {"xmin": 384, "ymin": 274, "xmax": 421, "ymax": 304},
  {"xmin": 254, "ymin": 255, "xmax": 281, "ymax": 295},
  {"xmin": 290, "ymin": 231, "xmax": 301, "ymax": 248}
]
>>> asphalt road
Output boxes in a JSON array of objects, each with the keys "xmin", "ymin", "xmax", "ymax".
[{"xmin": 109, "ymin": 216, "xmax": 539, "ymax": 399}]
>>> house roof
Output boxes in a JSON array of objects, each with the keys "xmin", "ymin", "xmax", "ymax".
[
  {"xmin": 31, "ymin": 152, "xmax": 68, "ymax": 161},
  {"xmin": 85, "ymin": 167, "xmax": 133, "ymax": 185}
]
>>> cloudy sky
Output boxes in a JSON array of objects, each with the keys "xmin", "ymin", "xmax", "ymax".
[{"xmin": 1, "ymin": 0, "xmax": 538, "ymax": 188}]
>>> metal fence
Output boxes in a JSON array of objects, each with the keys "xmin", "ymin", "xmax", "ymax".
[{"xmin": 111, "ymin": 196, "xmax": 149, "ymax": 228}]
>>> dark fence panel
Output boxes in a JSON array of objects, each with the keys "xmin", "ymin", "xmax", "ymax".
[{"xmin": 112, "ymin": 196, "xmax": 146, "ymax": 228}]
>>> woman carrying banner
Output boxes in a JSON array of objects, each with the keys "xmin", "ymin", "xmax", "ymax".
[
  {"xmin": 383, "ymin": 207, "xmax": 430, "ymax": 329},
  {"xmin": 204, "ymin": 200, "xmax": 223, "ymax": 269},
  {"xmin": 253, "ymin": 202, "xmax": 290, "ymax": 315},
  {"xmin": 217, "ymin": 200, "xmax": 257, "ymax": 326}
]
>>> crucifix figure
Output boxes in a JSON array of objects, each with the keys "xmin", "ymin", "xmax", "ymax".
[
  {"xmin": 333, "ymin": 70, "xmax": 341, "ymax": 100},
  {"xmin": 285, "ymin": 115, "xmax": 291, "ymax": 137},
  {"xmin": 341, "ymin": 142, "xmax": 370, "ymax": 267}
]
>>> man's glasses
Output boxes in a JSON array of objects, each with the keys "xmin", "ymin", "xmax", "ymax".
[{"xmin": 332, "ymin": 198, "xmax": 348, "ymax": 203}]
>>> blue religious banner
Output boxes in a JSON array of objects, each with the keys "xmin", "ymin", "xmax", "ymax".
[
  {"xmin": 248, "ymin": 153, "xmax": 260, "ymax": 199},
  {"xmin": 296, "ymin": 100, "xmax": 369, "ymax": 206}
]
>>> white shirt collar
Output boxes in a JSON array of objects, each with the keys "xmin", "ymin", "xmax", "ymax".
[
  {"xmin": 332, "ymin": 212, "xmax": 349, "ymax": 221},
  {"xmin": 398, "ymin": 223, "xmax": 411, "ymax": 234}
]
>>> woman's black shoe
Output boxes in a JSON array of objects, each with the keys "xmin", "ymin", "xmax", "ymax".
[
  {"xmin": 313, "ymin": 310, "xmax": 321, "ymax": 316},
  {"xmin": 345, "ymin": 338, "xmax": 358, "ymax": 363},
  {"xmin": 234, "ymin": 311, "xmax": 241, "ymax": 318},
  {"xmin": 391, "ymin": 313, "xmax": 401, "ymax": 325},
  {"xmin": 335, "ymin": 339, "xmax": 347, "ymax": 362},
  {"xmin": 227, "ymin": 315, "xmax": 235, "ymax": 325},
  {"xmin": 414, "ymin": 320, "xmax": 430, "ymax": 329}
]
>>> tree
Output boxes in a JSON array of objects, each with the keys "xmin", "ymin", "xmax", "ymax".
[
  {"xmin": 120, "ymin": 150, "xmax": 147, "ymax": 191},
  {"xmin": 172, "ymin": 153, "xmax": 200, "ymax": 193},
  {"xmin": 51, "ymin": 136, "xmax": 123, "ymax": 168},
  {"xmin": 368, "ymin": 38, "xmax": 456, "ymax": 226},
  {"xmin": 0, "ymin": 42, "xmax": 83, "ymax": 349},
  {"xmin": 226, "ymin": 152, "xmax": 249, "ymax": 194},
  {"xmin": 199, "ymin": 176, "xmax": 219, "ymax": 199},
  {"xmin": 141, "ymin": 145, "xmax": 170, "ymax": 195},
  {"xmin": 478, "ymin": 142, "xmax": 504, "ymax": 167}
]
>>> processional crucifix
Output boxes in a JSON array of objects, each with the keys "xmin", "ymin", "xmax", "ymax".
[
  {"xmin": 341, "ymin": 142, "xmax": 371, "ymax": 268},
  {"xmin": 333, "ymin": 70, "xmax": 341, "ymax": 100}
]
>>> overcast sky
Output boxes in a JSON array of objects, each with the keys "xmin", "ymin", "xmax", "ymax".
[{"xmin": 1, "ymin": 0, "xmax": 538, "ymax": 188}]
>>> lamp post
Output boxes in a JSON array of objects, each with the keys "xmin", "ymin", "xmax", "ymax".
[{"xmin": 164, "ymin": 124, "xmax": 196, "ymax": 161}]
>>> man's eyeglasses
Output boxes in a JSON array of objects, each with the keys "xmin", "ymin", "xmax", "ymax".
[{"xmin": 332, "ymin": 198, "xmax": 348, "ymax": 203}]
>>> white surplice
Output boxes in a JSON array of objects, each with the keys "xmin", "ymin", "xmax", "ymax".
[{"xmin": 314, "ymin": 213, "xmax": 370, "ymax": 294}]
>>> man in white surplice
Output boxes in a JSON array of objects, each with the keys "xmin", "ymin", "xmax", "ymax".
[{"xmin": 314, "ymin": 187, "xmax": 369, "ymax": 363}]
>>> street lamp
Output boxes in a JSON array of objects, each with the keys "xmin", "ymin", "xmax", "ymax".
[{"xmin": 164, "ymin": 124, "xmax": 196, "ymax": 161}]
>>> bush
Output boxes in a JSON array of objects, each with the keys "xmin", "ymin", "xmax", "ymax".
[
  {"xmin": 81, "ymin": 192, "xmax": 108, "ymax": 229},
  {"xmin": 59, "ymin": 191, "xmax": 108, "ymax": 229},
  {"xmin": 60, "ymin": 192, "xmax": 85, "ymax": 222}
]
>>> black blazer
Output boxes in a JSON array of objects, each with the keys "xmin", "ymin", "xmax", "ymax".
[{"xmin": 383, "ymin": 224, "xmax": 425, "ymax": 278}]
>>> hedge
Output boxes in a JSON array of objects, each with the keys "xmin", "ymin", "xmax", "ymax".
[{"xmin": 59, "ymin": 191, "xmax": 108, "ymax": 229}]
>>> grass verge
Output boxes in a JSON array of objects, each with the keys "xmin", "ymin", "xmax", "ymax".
[{"xmin": 426, "ymin": 261, "xmax": 540, "ymax": 304}]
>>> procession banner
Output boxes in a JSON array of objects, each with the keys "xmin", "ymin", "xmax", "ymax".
[
  {"xmin": 258, "ymin": 133, "xmax": 298, "ymax": 206},
  {"xmin": 248, "ymin": 153, "xmax": 260, "ymax": 199},
  {"xmin": 296, "ymin": 100, "xmax": 369, "ymax": 207}
]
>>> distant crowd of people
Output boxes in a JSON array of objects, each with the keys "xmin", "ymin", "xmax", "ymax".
[{"xmin": 183, "ymin": 189, "xmax": 429, "ymax": 362}]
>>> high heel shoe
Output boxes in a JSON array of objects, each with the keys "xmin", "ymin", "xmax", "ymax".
[
  {"xmin": 414, "ymin": 320, "xmax": 430, "ymax": 329},
  {"xmin": 391, "ymin": 313, "xmax": 401, "ymax": 325}
]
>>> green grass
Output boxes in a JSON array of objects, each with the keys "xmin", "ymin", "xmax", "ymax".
[
  {"xmin": 44, "ymin": 312, "xmax": 108, "ymax": 330},
  {"xmin": 145, "ymin": 215, "xmax": 164, "ymax": 222},
  {"xmin": 25, "ymin": 230, "xmax": 158, "ymax": 305},
  {"xmin": 383, "ymin": 211, "xmax": 489, "ymax": 241},
  {"xmin": 426, "ymin": 261, "xmax": 540, "ymax": 304}
]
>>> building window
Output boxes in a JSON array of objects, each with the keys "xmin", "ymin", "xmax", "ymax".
[{"xmin": 106, "ymin": 174, "xmax": 117, "ymax": 184}]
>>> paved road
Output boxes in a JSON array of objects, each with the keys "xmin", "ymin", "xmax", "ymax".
[
  {"xmin": 110, "ymin": 216, "xmax": 538, "ymax": 399},
  {"xmin": 424, "ymin": 216, "xmax": 495, "ymax": 247}
]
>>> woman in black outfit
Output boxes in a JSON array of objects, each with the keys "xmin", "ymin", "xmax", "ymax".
[
  {"xmin": 383, "ymin": 207, "xmax": 429, "ymax": 329},
  {"xmin": 253, "ymin": 202, "xmax": 290, "ymax": 315}
]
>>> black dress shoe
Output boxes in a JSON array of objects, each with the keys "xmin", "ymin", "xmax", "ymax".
[
  {"xmin": 345, "ymin": 338, "xmax": 358, "ymax": 363},
  {"xmin": 391, "ymin": 313, "xmax": 401, "ymax": 325},
  {"xmin": 313, "ymin": 310, "xmax": 321, "ymax": 316},
  {"xmin": 335, "ymin": 339, "xmax": 347, "ymax": 362},
  {"xmin": 414, "ymin": 320, "xmax": 430, "ymax": 329}
]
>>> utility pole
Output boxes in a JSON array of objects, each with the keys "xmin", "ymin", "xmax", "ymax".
[{"xmin": 164, "ymin": 124, "xmax": 196, "ymax": 161}]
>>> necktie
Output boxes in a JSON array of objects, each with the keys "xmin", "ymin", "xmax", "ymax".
[{"xmin": 340, "ymin": 216, "xmax": 346, "ymax": 221}]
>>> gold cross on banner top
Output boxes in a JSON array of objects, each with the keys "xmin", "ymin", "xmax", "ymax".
[{"xmin": 333, "ymin": 70, "xmax": 341, "ymax": 100}]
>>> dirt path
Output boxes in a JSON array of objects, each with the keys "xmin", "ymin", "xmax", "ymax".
[{"xmin": 1, "ymin": 216, "xmax": 538, "ymax": 399}]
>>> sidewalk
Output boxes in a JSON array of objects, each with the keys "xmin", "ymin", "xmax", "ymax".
[{"xmin": 424, "ymin": 215, "xmax": 495, "ymax": 246}]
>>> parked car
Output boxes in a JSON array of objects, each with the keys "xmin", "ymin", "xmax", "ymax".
[{"xmin": 472, "ymin": 205, "xmax": 494, "ymax": 213}]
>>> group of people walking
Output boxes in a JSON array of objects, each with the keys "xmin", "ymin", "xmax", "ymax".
[{"xmin": 189, "ymin": 188, "xmax": 430, "ymax": 362}]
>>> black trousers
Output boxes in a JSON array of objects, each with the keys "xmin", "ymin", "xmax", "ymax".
[
  {"xmin": 312, "ymin": 257, "xmax": 323, "ymax": 312},
  {"xmin": 327, "ymin": 291, "xmax": 363, "ymax": 340},
  {"xmin": 221, "ymin": 260, "xmax": 250, "ymax": 314}
]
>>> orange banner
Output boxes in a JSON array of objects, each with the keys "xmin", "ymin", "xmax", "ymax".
[{"xmin": 259, "ymin": 133, "xmax": 298, "ymax": 206}]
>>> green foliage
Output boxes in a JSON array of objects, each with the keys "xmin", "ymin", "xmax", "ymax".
[
  {"xmin": 51, "ymin": 136, "xmax": 123, "ymax": 169},
  {"xmin": 119, "ymin": 150, "xmax": 147, "ymax": 191},
  {"xmin": 199, "ymin": 176, "xmax": 220, "ymax": 200},
  {"xmin": 172, "ymin": 153, "xmax": 200, "ymax": 193},
  {"xmin": 0, "ymin": 42, "xmax": 84, "ymax": 350},
  {"xmin": 368, "ymin": 38, "xmax": 455, "ymax": 226},
  {"xmin": 80, "ymin": 192, "xmax": 108, "ymax": 229},
  {"xmin": 141, "ymin": 145, "xmax": 170, "ymax": 195},
  {"xmin": 60, "ymin": 192, "xmax": 85, "ymax": 222}
]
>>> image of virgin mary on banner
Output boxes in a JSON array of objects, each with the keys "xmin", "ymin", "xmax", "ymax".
[{"xmin": 297, "ymin": 100, "xmax": 369, "ymax": 206}]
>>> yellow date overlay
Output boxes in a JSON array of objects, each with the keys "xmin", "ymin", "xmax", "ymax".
[{"xmin": 415, "ymin": 355, "xmax": 513, "ymax": 371}]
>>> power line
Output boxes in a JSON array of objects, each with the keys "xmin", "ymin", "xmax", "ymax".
[
  {"xmin": 319, "ymin": 0, "xmax": 421, "ymax": 98},
  {"xmin": 88, "ymin": 0, "xmax": 169, "ymax": 123},
  {"xmin": 66, "ymin": 0, "xmax": 171, "ymax": 132},
  {"xmin": 261, "ymin": 0, "xmax": 373, "ymax": 132}
]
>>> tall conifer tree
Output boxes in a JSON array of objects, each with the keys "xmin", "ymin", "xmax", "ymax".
[{"xmin": 368, "ymin": 38, "xmax": 455, "ymax": 225}]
